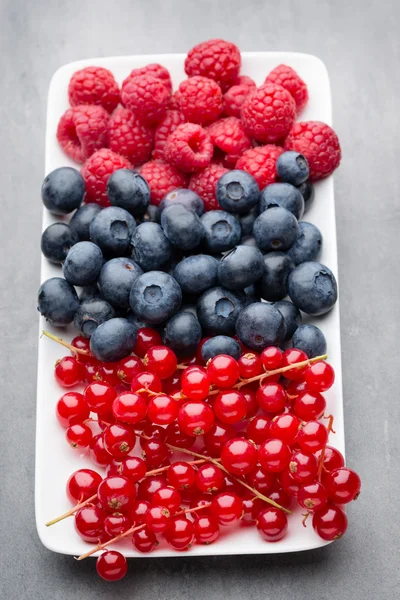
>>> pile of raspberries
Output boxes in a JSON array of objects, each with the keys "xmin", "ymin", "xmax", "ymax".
[{"xmin": 57, "ymin": 39, "xmax": 341, "ymax": 208}]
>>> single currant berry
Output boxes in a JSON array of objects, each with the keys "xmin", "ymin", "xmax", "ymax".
[
  {"xmin": 96, "ymin": 550, "xmax": 128, "ymax": 581},
  {"xmin": 312, "ymin": 505, "xmax": 348, "ymax": 541},
  {"xmin": 297, "ymin": 420, "xmax": 328, "ymax": 453},
  {"xmin": 269, "ymin": 413, "xmax": 300, "ymax": 446},
  {"xmin": 112, "ymin": 391, "xmax": 147, "ymax": 425},
  {"xmin": 289, "ymin": 450, "xmax": 318, "ymax": 483},
  {"xmin": 246, "ymin": 415, "xmax": 271, "ymax": 445},
  {"xmin": 117, "ymin": 355, "xmax": 143, "ymax": 385},
  {"xmin": 238, "ymin": 353, "xmax": 263, "ymax": 379},
  {"xmin": 84, "ymin": 381, "xmax": 117, "ymax": 415},
  {"xmin": 103, "ymin": 423, "xmax": 136, "ymax": 459},
  {"xmin": 281, "ymin": 348, "xmax": 309, "ymax": 380},
  {"xmin": 315, "ymin": 445, "xmax": 345, "ymax": 473},
  {"xmin": 210, "ymin": 492, "xmax": 243, "ymax": 526},
  {"xmin": 207, "ymin": 355, "xmax": 240, "ymax": 388},
  {"xmin": 66, "ymin": 423, "xmax": 93, "ymax": 449},
  {"xmin": 89, "ymin": 433, "xmax": 113, "ymax": 467},
  {"xmin": 56, "ymin": 392, "xmax": 89, "ymax": 428},
  {"xmin": 268, "ymin": 487, "xmax": 293, "ymax": 510},
  {"xmin": 258, "ymin": 439, "xmax": 291, "ymax": 472},
  {"xmin": 54, "ymin": 356, "xmax": 84, "ymax": 387},
  {"xmin": 181, "ymin": 366, "xmax": 210, "ymax": 401},
  {"xmin": 83, "ymin": 359, "xmax": 102, "ymax": 383},
  {"xmin": 305, "ymin": 361, "xmax": 335, "ymax": 392},
  {"xmin": 71, "ymin": 336, "xmax": 92, "ymax": 362},
  {"xmin": 293, "ymin": 391, "xmax": 326, "ymax": 421},
  {"xmin": 278, "ymin": 468, "xmax": 300, "ymax": 497},
  {"xmin": 130, "ymin": 499, "xmax": 150, "ymax": 524},
  {"xmin": 285, "ymin": 379, "xmax": 310, "ymax": 396},
  {"xmin": 131, "ymin": 371, "xmax": 163, "ymax": 399},
  {"xmin": 221, "ymin": 437, "xmax": 258, "ymax": 476},
  {"xmin": 324, "ymin": 467, "xmax": 361, "ymax": 504},
  {"xmin": 151, "ymin": 486, "xmax": 182, "ymax": 514},
  {"xmin": 147, "ymin": 394, "xmax": 178, "ymax": 425},
  {"xmin": 96, "ymin": 362, "xmax": 120, "ymax": 387},
  {"xmin": 141, "ymin": 423, "xmax": 167, "ymax": 442},
  {"xmin": 241, "ymin": 496, "xmax": 264, "ymax": 525},
  {"xmin": 137, "ymin": 475, "xmax": 167, "ymax": 502},
  {"xmin": 256, "ymin": 382, "xmax": 288, "ymax": 414},
  {"xmin": 241, "ymin": 387, "xmax": 258, "ymax": 419},
  {"xmin": 165, "ymin": 516, "xmax": 195, "ymax": 550},
  {"xmin": 132, "ymin": 527, "xmax": 158, "ymax": 552},
  {"xmin": 246, "ymin": 467, "xmax": 276, "ymax": 495},
  {"xmin": 144, "ymin": 346, "xmax": 177, "ymax": 379},
  {"xmin": 297, "ymin": 481, "xmax": 328, "ymax": 512},
  {"xmin": 165, "ymin": 421, "xmax": 195, "ymax": 449},
  {"xmin": 195, "ymin": 464, "xmax": 226, "ymax": 493},
  {"xmin": 104, "ymin": 512, "xmax": 132, "ymax": 537},
  {"xmin": 178, "ymin": 400, "xmax": 215, "ymax": 436},
  {"xmin": 194, "ymin": 514, "xmax": 220, "ymax": 544},
  {"xmin": 204, "ymin": 422, "xmax": 235, "ymax": 457},
  {"xmin": 260, "ymin": 346, "xmax": 283, "ymax": 370},
  {"xmin": 190, "ymin": 494, "xmax": 213, "ymax": 514},
  {"xmin": 163, "ymin": 372, "xmax": 182, "ymax": 396},
  {"xmin": 97, "ymin": 475, "xmax": 136, "ymax": 512},
  {"xmin": 256, "ymin": 507, "xmax": 288, "ymax": 542},
  {"xmin": 75, "ymin": 505, "xmax": 106, "ymax": 543},
  {"xmin": 141, "ymin": 438, "xmax": 169, "ymax": 468},
  {"xmin": 167, "ymin": 461, "xmax": 196, "ymax": 490},
  {"xmin": 134, "ymin": 327, "xmax": 162, "ymax": 358},
  {"xmin": 66, "ymin": 468, "xmax": 103, "ymax": 504},
  {"xmin": 146, "ymin": 505, "xmax": 172, "ymax": 533},
  {"xmin": 224, "ymin": 475, "xmax": 246, "ymax": 498},
  {"xmin": 213, "ymin": 389, "xmax": 247, "ymax": 424},
  {"xmin": 113, "ymin": 456, "xmax": 147, "ymax": 483}
]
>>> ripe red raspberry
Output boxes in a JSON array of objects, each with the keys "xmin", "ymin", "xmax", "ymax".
[
  {"xmin": 81, "ymin": 148, "xmax": 132, "ymax": 206},
  {"xmin": 140, "ymin": 160, "xmax": 189, "ymax": 205},
  {"xmin": 189, "ymin": 163, "xmax": 229, "ymax": 211},
  {"xmin": 68, "ymin": 66, "xmax": 120, "ymax": 113},
  {"xmin": 224, "ymin": 81, "xmax": 256, "ymax": 118},
  {"xmin": 265, "ymin": 64, "xmax": 308, "ymax": 113},
  {"xmin": 206, "ymin": 117, "xmax": 251, "ymax": 166},
  {"xmin": 57, "ymin": 105, "xmax": 109, "ymax": 163},
  {"xmin": 153, "ymin": 110, "xmax": 186, "ymax": 160},
  {"xmin": 236, "ymin": 145, "xmax": 284, "ymax": 189},
  {"xmin": 185, "ymin": 39, "xmax": 241, "ymax": 91},
  {"xmin": 164, "ymin": 123, "xmax": 213, "ymax": 173},
  {"xmin": 242, "ymin": 83, "xmax": 296, "ymax": 143},
  {"xmin": 128, "ymin": 63, "xmax": 172, "ymax": 92},
  {"xmin": 233, "ymin": 75, "xmax": 256, "ymax": 87},
  {"xmin": 179, "ymin": 76, "xmax": 223, "ymax": 125},
  {"xmin": 284, "ymin": 121, "xmax": 341, "ymax": 180},
  {"xmin": 121, "ymin": 74, "xmax": 170, "ymax": 125},
  {"xmin": 107, "ymin": 108, "xmax": 154, "ymax": 166},
  {"xmin": 168, "ymin": 90, "xmax": 181, "ymax": 110}
]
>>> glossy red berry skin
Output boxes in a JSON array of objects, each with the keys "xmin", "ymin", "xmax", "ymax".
[
  {"xmin": 257, "ymin": 507, "xmax": 288, "ymax": 542},
  {"xmin": 66, "ymin": 468, "xmax": 102, "ymax": 504},
  {"xmin": 194, "ymin": 514, "xmax": 220, "ymax": 544},
  {"xmin": 83, "ymin": 359, "xmax": 101, "ymax": 383},
  {"xmin": 167, "ymin": 461, "xmax": 196, "ymax": 490},
  {"xmin": 269, "ymin": 413, "xmax": 300, "ymax": 446},
  {"xmin": 146, "ymin": 505, "xmax": 171, "ymax": 533},
  {"xmin": 116, "ymin": 355, "xmax": 143, "ymax": 384},
  {"xmin": 163, "ymin": 372, "xmax": 181, "ymax": 396},
  {"xmin": 132, "ymin": 527, "xmax": 158, "ymax": 552},
  {"xmin": 297, "ymin": 481, "xmax": 328, "ymax": 512},
  {"xmin": 131, "ymin": 371, "xmax": 163, "ymax": 398},
  {"xmin": 238, "ymin": 353, "xmax": 263, "ymax": 378},
  {"xmin": 213, "ymin": 390, "xmax": 247, "ymax": 424},
  {"xmin": 241, "ymin": 387, "xmax": 258, "ymax": 419},
  {"xmin": 56, "ymin": 392, "xmax": 89, "ymax": 428},
  {"xmin": 54, "ymin": 356, "xmax": 84, "ymax": 387},
  {"xmin": 246, "ymin": 415, "xmax": 271, "ymax": 445},
  {"xmin": 108, "ymin": 456, "xmax": 147, "ymax": 483},
  {"xmin": 130, "ymin": 500, "xmax": 150, "ymax": 524},
  {"xmin": 98, "ymin": 476, "xmax": 136, "ymax": 513},
  {"xmin": 96, "ymin": 550, "xmax": 128, "ymax": 581},
  {"xmin": 285, "ymin": 379, "xmax": 310, "ymax": 396},
  {"xmin": 103, "ymin": 423, "xmax": 136, "ymax": 459},
  {"xmin": 138, "ymin": 476, "xmax": 167, "ymax": 504},
  {"xmin": 152, "ymin": 486, "xmax": 181, "ymax": 514},
  {"xmin": 247, "ymin": 467, "xmax": 276, "ymax": 495},
  {"xmin": 178, "ymin": 401, "xmax": 215, "ymax": 436},
  {"xmin": 66, "ymin": 423, "xmax": 93, "ymax": 449},
  {"xmin": 96, "ymin": 362, "xmax": 120, "ymax": 387},
  {"xmin": 165, "ymin": 421, "xmax": 195, "ymax": 449},
  {"xmin": 144, "ymin": 346, "xmax": 177, "ymax": 379},
  {"xmin": 221, "ymin": 438, "xmax": 258, "ymax": 475},
  {"xmin": 134, "ymin": 327, "xmax": 162, "ymax": 357},
  {"xmin": 89, "ymin": 433, "xmax": 113, "ymax": 467},
  {"xmin": 195, "ymin": 464, "xmax": 226, "ymax": 493},
  {"xmin": 281, "ymin": 348, "xmax": 309, "ymax": 380},
  {"xmin": 324, "ymin": 467, "xmax": 361, "ymax": 504},
  {"xmin": 165, "ymin": 516, "xmax": 195, "ymax": 550},
  {"xmin": 141, "ymin": 438, "xmax": 169, "ymax": 468},
  {"xmin": 315, "ymin": 445, "xmax": 345, "ymax": 473},
  {"xmin": 278, "ymin": 468, "xmax": 300, "ymax": 497},
  {"xmin": 181, "ymin": 366, "xmax": 210, "ymax": 400},
  {"xmin": 293, "ymin": 391, "xmax": 326, "ymax": 421},
  {"xmin": 297, "ymin": 421, "xmax": 328, "ymax": 453},
  {"xmin": 74, "ymin": 505, "xmax": 106, "ymax": 543},
  {"xmin": 258, "ymin": 439, "xmax": 291, "ymax": 472},
  {"xmin": 204, "ymin": 422, "xmax": 235, "ymax": 457},
  {"xmin": 207, "ymin": 355, "xmax": 240, "ymax": 388},
  {"xmin": 260, "ymin": 346, "xmax": 283, "ymax": 370},
  {"xmin": 289, "ymin": 450, "xmax": 318, "ymax": 483},
  {"xmin": 305, "ymin": 361, "xmax": 335, "ymax": 392},
  {"xmin": 241, "ymin": 496, "xmax": 264, "ymax": 524},
  {"xmin": 71, "ymin": 335, "xmax": 91, "ymax": 362},
  {"xmin": 210, "ymin": 492, "xmax": 243, "ymax": 525},
  {"xmin": 312, "ymin": 505, "xmax": 348, "ymax": 541},
  {"xmin": 147, "ymin": 394, "xmax": 178, "ymax": 425},
  {"xmin": 104, "ymin": 512, "xmax": 131, "ymax": 537},
  {"xmin": 256, "ymin": 382, "xmax": 287, "ymax": 414},
  {"xmin": 84, "ymin": 382, "xmax": 117, "ymax": 415},
  {"xmin": 268, "ymin": 487, "xmax": 293, "ymax": 510},
  {"xmin": 112, "ymin": 391, "xmax": 147, "ymax": 424}
]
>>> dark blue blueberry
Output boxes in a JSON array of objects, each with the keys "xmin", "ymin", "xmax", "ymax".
[
  {"xmin": 79, "ymin": 285, "xmax": 101, "ymax": 302},
  {"xmin": 201, "ymin": 210, "xmax": 241, "ymax": 253},
  {"xmin": 287, "ymin": 221, "xmax": 322, "ymax": 265},
  {"xmin": 288, "ymin": 261, "xmax": 338, "ymax": 315},
  {"xmin": 74, "ymin": 298, "xmax": 115, "ymax": 338},
  {"xmin": 216, "ymin": 170, "xmax": 260, "ymax": 214},
  {"xmin": 173, "ymin": 254, "xmax": 219, "ymax": 295},
  {"xmin": 90, "ymin": 317, "xmax": 137, "ymax": 362},
  {"xmin": 37, "ymin": 277, "xmax": 79, "ymax": 326},
  {"xmin": 159, "ymin": 188, "xmax": 204, "ymax": 217},
  {"xmin": 271, "ymin": 300, "xmax": 302, "ymax": 341},
  {"xmin": 201, "ymin": 336, "xmax": 241, "ymax": 362},
  {"xmin": 136, "ymin": 204, "xmax": 161, "ymax": 224},
  {"xmin": 98, "ymin": 257, "xmax": 143, "ymax": 309},
  {"xmin": 292, "ymin": 324, "xmax": 327, "ymax": 358},
  {"xmin": 276, "ymin": 151, "xmax": 309, "ymax": 186},
  {"xmin": 180, "ymin": 304, "xmax": 198, "ymax": 317},
  {"xmin": 90, "ymin": 207, "xmax": 136, "ymax": 256},
  {"xmin": 253, "ymin": 206, "xmax": 298, "ymax": 252},
  {"xmin": 239, "ymin": 208, "xmax": 258, "ymax": 237},
  {"xmin": 235, "ymin": 302, "xmax": 286, "ymax": 351},
  {"xmin": 197, "ymin": 286, "xmax": 245, "ymax": 335},
  {"xmin": 41, "ymin": 167, "xmax": 85, "ymax": 215},
  {"xmin": 218, "ymin": 245, "xmax": 265, "ymax": 290},
  {"xmin": 62, "ymin": 241, "xmax": 103, "ymax": 286},
  {"xmin": 161, "ymin": 204, "xmax": 204, "ymax": 251},
  {"xmin": 107, "ymin": 169, "xmax": 150, "ymax": 216},
  {"xmin": 41, "ymin": 222, "xmax": 79, "ymax": 264},
  {"xmin": 297, "ymin": 180, "xmax": 315, "ymax": 214},
  {"xmin": 163, "ymin": 311, "xmax": 202, "ymax": 357},
  {"xmin": 130, "ymin": 222, "xmax": 172, "ymax": 272},
  {"xmin": 241, "ymin": 236, "xmax": 257, "ymax": 247},
  {"xmin": 255, "ymin": 252, "xmax": 295, "ymax": 302},
  {"xmin": 126, "ymin": 312, "xmax": 151, "ymax": 330},
  {"xmin": 259, "ymin": 183, "xmax": 304, "ymax": 220},
  {"xmin": 69, "ymin": 203, "xmax": 102, "ymax": 241},
  {"xmin": 243, "ymin": 285, "xmax": 260, "ymax": 305},
  {"xmin": 129, "ymin": 271, "xmax": 182, "ymax": 325}
]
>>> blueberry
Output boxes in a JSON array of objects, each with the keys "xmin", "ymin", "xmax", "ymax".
[
  {"xmin": 74, "ymin": 298, "xmax": 115, "ymax": 338},
  {"xmin": 129, "ymin": 271, "xmax": 182, "ymax": 325},
  {"xmin": 253, "ymin": 206, "xmax": 298, "ymax": 252},
  {"xmin": 292, "ymin": 324, "xmax": 327, "ymax": 358},
  {"xmin": 98, "ymin": 257, "xmax": 143, "ymax": 309},
  {"xmin": 180, "ymin": 304, "xmax": 198, "ymax": 317},
  {"xmin": 161, "ymin": 204, "xmax": 204, "ymax": 251},
  {"xmin": 288, "ymin": 261, "xmax": 338, "ymax": 315},
  {"xmin": 197, "ymin": 286, "xmax": 245, "ymax": 335},
  {"xmin": 90, "ymin": 317, "xmax": 137, "ymax": 362},
  {"xmin": 62, "ymin": 241, "xmax": 103, "ymax": 286},
  {"xmin": 79, "ymin": 285, "xmax": 102, "ymax": 302},
  {"xmin": 41, "ymin": 167, "xmax": 85, "ymax": 215},
  {"xmin": 37, "ymin": 277, "xmax": 79, "ymax": 326},
  {"xmin": 239, "ymin": 208, "xmax": 258, "ymax": 237},
  {"xmin": 41, "ymin": 222, "xmax": 79, "ymax": 264},
  {"xmin": 216, "ymin": 170, "xmax": 260, "ymax": 214},
  {"xmin": 90, "ymin": 206, "xmax": 136, "ymax": 256},
  {"xmin": 136, "ymin": 204, "xmax": 161, "ymax": 224},
  {"xmin": 297, "ymin": 181, "xmax": 315, "ymax": 213},
  {"xmin": 255, "ymin": 252, "xmax": 295, "ymax": 302},
  {"xmin": 271, "ymin": 300, "xmax": 302, "ymax": 341},
  {"xmin": 243, "ymin": 284, "xmax": 260, "ymax": 305},
  {"xmin": 276, "ymin": 151, "xmax": 310, "ymax": 186},
  {"xmin": 126, "ymin": 312, "xmax": 151, "ymax": 330},
  {"xmin": 235, "ymin": 302, "xmax": 286, "ymax": 351},
  {"xmin": 69, "ymin": 203, "xmax": 102, "ymax": 241},
  {"xmin": 203, "ymin": 336, "xmax": 242, "ymax": 362},
  {"xmin": 218, "ymin": 245, "xmax": 264, "ymax": 290},
  {"xmin": 259, "ymin": 183, "xmax": 304, "ymax": 220},
  {"xmin": 201, "ymin": 210, "xmax": 241, "ymax": 253},
  {"xmin": 159, "ymin": 188, "xmax": 204, "ymax": 217},
  {"xmin": 241, "ymin": 236, "xmax": 257, "ymax": 247},
  {"xmin": 107, "ymin": 169, "xmax": 150, "ymax": 216},
  {"xmin": 173, "ymin": 254, "xmax": 219, "ymax": 295},
  {"xmin": 130, "ymin": 222, "xmax": 172, "ymax": 272},
  {"xmin": 163, "ymin": 311, "xmax": 202, "ymax": 357},
  {"xmin": 287, "ymin": 221, "xmax": 322, "ymax": 265}
]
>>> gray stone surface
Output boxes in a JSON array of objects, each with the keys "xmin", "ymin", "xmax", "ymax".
[{"xmin": 0, "ymin": 0, "xmax": 399, "ymax": 598}]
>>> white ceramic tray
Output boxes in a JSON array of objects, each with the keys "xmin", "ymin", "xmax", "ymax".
[{"xmin": 36, "ymin": 52, "xmax": 344, "ymax": 556}]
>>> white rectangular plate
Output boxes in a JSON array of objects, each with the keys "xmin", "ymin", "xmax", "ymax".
[{"xmin": 36, "ymin": 52, "xmax": 344, "ymax": 557}]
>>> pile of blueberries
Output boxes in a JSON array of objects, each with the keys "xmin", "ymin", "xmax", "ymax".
[{"xmin": 38, "ymin": 151, "xmax": 337, "ymax": 363}]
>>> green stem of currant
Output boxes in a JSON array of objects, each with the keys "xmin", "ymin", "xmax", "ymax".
[
  {"xmin": 45, "ymin": 494, "xmax": 97, "ymax": 527},
  {"xmin": 42, "ymin": 330, "xmax": 90, "ymax": 357},
  {"xmin": 317, "ymin": 414, "xmax": 335, "ymax": 481}
]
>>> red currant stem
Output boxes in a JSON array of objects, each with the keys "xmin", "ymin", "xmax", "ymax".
[
  {"xmin": 302, "ymin": 512, "xmax": 310, "ymax": 527},
  {"xmin": 317, "ymin": 414, "xmax": 335, "ymax": 481},
  {"xmin": 42, "ymin": 330, "xmax": 91, "ymax": 357},
  {"xmin": 135, "ymin": 387, "xmax": 159, "ymax": 397},
  {"xmin": 45, "ymin": 494, "xmax": 97, "ymax": 527},
  {"xmin": 176, "ymin": 364, "xmax": 188, "ymax": 370},
  {"xmin": 145, "ymin": 458, "xmax": 207, "ymax": 476}
]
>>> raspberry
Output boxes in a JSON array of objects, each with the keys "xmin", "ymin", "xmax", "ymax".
[
  {"xmin": 179, "ymin": 76, "xmax": 223, "ymax": 125},
  {"xmin": 265, "ymin": 64, "xmax": 308, "ymax": 113},
  {"xmin": 168, "ymin": 90, "xmax": 181, "ymax": 110},
  {"xmin": 121, "ymin": 74, "xmax": 170, "ymax": 125},
  {"xmin": 236, "ymin": 145, "xmax": 284, "ymax": 189},
  {"xmin": 107, "ymin": 108, "xmax": 154, "ymax": 166},
  {"xmin": 233, "ymin": 75, "xmax": 256, "ymax": 87},
  {"xmin": 128, "ymin": 63, "xmax": 172, "ymax": 92},
  {"xmin": 224, "ymin": 82, "xmax": 256, "ymax": 118},
  {"xmin": 140, "ymin": 160, "xmax": 189, "ymax": 205},
  {"xmin": 164, "ymin": 123, "xmax": 213, "ymax": 173},
  {"xmin": 68, "ymin": 66, "xmax": 120, "ymax": 113},
  {"xmin": 81, "ymin": 148, "xmax": 132, "ymax": 206},
  {"xmin": 57, "ymin": 105, "xmax": 109, "ymax": 163},
  {"xmin": 206, "ymin": 117, "xmax": 251, "ymax": 166},
  {"xmin": 284, "ymin": 121, "xmax": 341, "ymax": 181},
  {"xmin": 185, "ymin": 39, "xmax": 241, "ymax": 91},
  {"xmin": 189, "ymin": 163, "xmax": 228, "ymax": 211},
  {"xmin": 241, "ymin": 83, "xmax": 296, "ymax": 143},
  {"xmin": 153, "ymin": 110, "xmax": 186, "ymax": 160}
]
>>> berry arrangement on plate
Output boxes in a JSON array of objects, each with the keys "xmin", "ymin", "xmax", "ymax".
[{"xmin": 38, "ymin": 39, "xmax": 360, "ymax": 581}]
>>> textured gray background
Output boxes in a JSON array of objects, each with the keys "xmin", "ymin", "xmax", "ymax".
[{"xmin": 1, "ymin": 0, "xmax": 399, "ymax": 598}]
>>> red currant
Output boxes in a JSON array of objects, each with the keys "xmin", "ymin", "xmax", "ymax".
[
  {"xmin": 246, "ymin": 415, "xmax": 271, "ymax": 445},
  {"xmin": 54, "ymin": 356, "xmax": 84, "ymax": 387},
  {"xmin": 260, "ymin": 346, "xmax": 282, "ymax": 370},
  {"xmin": 89, "ymin": 433, "xmax": 113, "ymax": 467},
  {"xmin": 66, "ymin": 422, "xmax": 93, "ymax": 449},
  {"xmin": 71, "ymin": 336, "xmax": 91, "ymax": 362},
  {"xmin": 315, "ymin": 445, "xmax": 345, "ymax": 473},
  {"xmin": 305, "ymin": 361, "xmax": 335, "ymax": 392},
  {"xmin": 110, "ymin": 456, "xmax": 147, "ymax": 483},
  {"xmin": 83, "ymin": 359, "xmax": 101, "ymax": 383},
  {"xmin": 204, "ymin": 422, "xmax": 235, "ymax": 457},
  {"xmin": 269, "ymin": 413, "xmax": 300, "ymax": 446},
  {"xmin": 96, "ymin": 550, "xmax": 127, "ymax": 581},
  {"xmin": 130, "ymin": 499, "xmax": 150, "ymax": 524},
  {"xmin": 297, "ymin": 481, "xmax": 328, "ymax": 512},
  {"xmin": 131, "ymin": 371, "xmax": 162, "ymax": 398},
  {"xmin": 103, "ymin": 423, "xmax": 136, "ymax": 459},
  {"xmin": 144, "ymin": 346, "xmax": 177, "ymax": 379},
  {"xmin": 134, "ymin": 327, "xmax": 162, "ymax": 357},
  {"xmin": 165, "ymin": 516, "xmax": 195, "ymax": 550},
  {"xmin": 256, "ymin": 382, "xmax": 287, "ymax": 414},
  {"xmin": 116, "ymin": 355, "xmax": 143, "ymax": 384},
  {"xmin": 152, "ymin": 486, "xmax": 181, "ymax": 514},
  {"xmin": 238, "ymin": 353, "xmax": 262, "ymax": 378},
  {"xmin": 312, "ymin": 505, "xmax": 348, "ymax": 540},
  {"xmin": 221, "ymin": 438, "xmax": 257, "ymax": 476},
  {"xmin": 163, "ymin": 372, "xmax": 181, "ymax": 396},
  {"xmin": 257, "ymin": 507, "xmax": 288, "ymax": 542},
  {"xmin": 137, "ymin": 475, "xmax": 167, "ymax": 502},
  {"xmin": 289, "ymin": 450, "xmax": 318, "ymax": 483},
  {"xmin": 142, "ymin": 438, "xmax": 169, "ymax": 468},
  {"xmin": 132, "ymin": 527, "xmax": 158, "ymax": 552},
  {"xmin": 297, "ymin": 421, "xmax": 328, "ymax": 453},
  {"xmin": 178, "ymin": 401, "xmax": 215, "ymax": 436},
  {"xmin": 104, "ymin": 512, "xmax": 131, "ymax": 537},
  {"xmin": 146, "ymin": 505, "xmax": 171, "ymax": 533},
  {"xmin": 207, "ymin": 355, "xmax": 240, "ymax": 388},
  {"xmin": 285, "ymin": 379, "xmax": 310, "ymax": 396},
  {"xmin": 167, "ymin": 461, "xmax": 196, "ymax": 490},
  {"xmin": 324, "ymin": 467, "xmax": 361, "ymax": 503},
  {"xmin": 195, "ymin": 464, "xmax": 225, "ymax": 493},
  {"xmin": 84, "ymin": 381, "xmax": 117, "ymax": 415},
  {"xmin": 147, "ymin": 394, "xmax": 178, "ymax": 425},
  {"xmin": 210, "ymin": 492, "xmax": 243, "ymax": 525},
  {"xmin": 98, "ymin": 476, "xmax": 136, "ymax": 512},
  {"xmin": 278, "ymin": 468, "xmax": 300, "ymax": 497},
  {"xmin": 293, "ymin": 391, "xmax": 326, "ymax": 421},
  {"xmin": 96, "ymin": 362, "xmax": 120, "ymax": 387},
  {"xmin": 268, "ymin": 487, "xmax": 293, "ymax": 510},
  {"xmin": 74, "ymin": 505, "xmax": 106, "ymax": 543},
  {"xmin": 241, "ymin": 496, "xmax": 264, "ymax": 524},
  {"xmin": 213, "ymin": 390, "xmax": 247, "ymax": 424},
  {"xmin": 247, "ymin": 467, "xmax": 276, "ymax": 495},
  {"xmin": 112, "ymin": 391, "xmax": 147, "ymax": 424},
  {"xmin": 165, "ymin": 421, "xmax": 195, "ymax": 449},
  {"xmin": 281, "ymin": 348, "xmax": 308, "ymax": 380},
  {"xmin": 181, "ymin": 366, "xmax": 210, "ymax": 401},
  {"xmin": 241, "ymin": 387, "xmax": 258, "ymax": 419},
  {"xmin": 56, "ymin": 392, "xmax": 89, "ymax": 428},
  {"xmin": 66, "ymin": 468, "xmax": 102, "ymax": 504},
  {"xmin": 258, "ymin": 439, "xmax": 291, "ymax": 472},
  {"xmin": 194, "ymin": 514, "xmax": 220, "ymax": 544}
]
